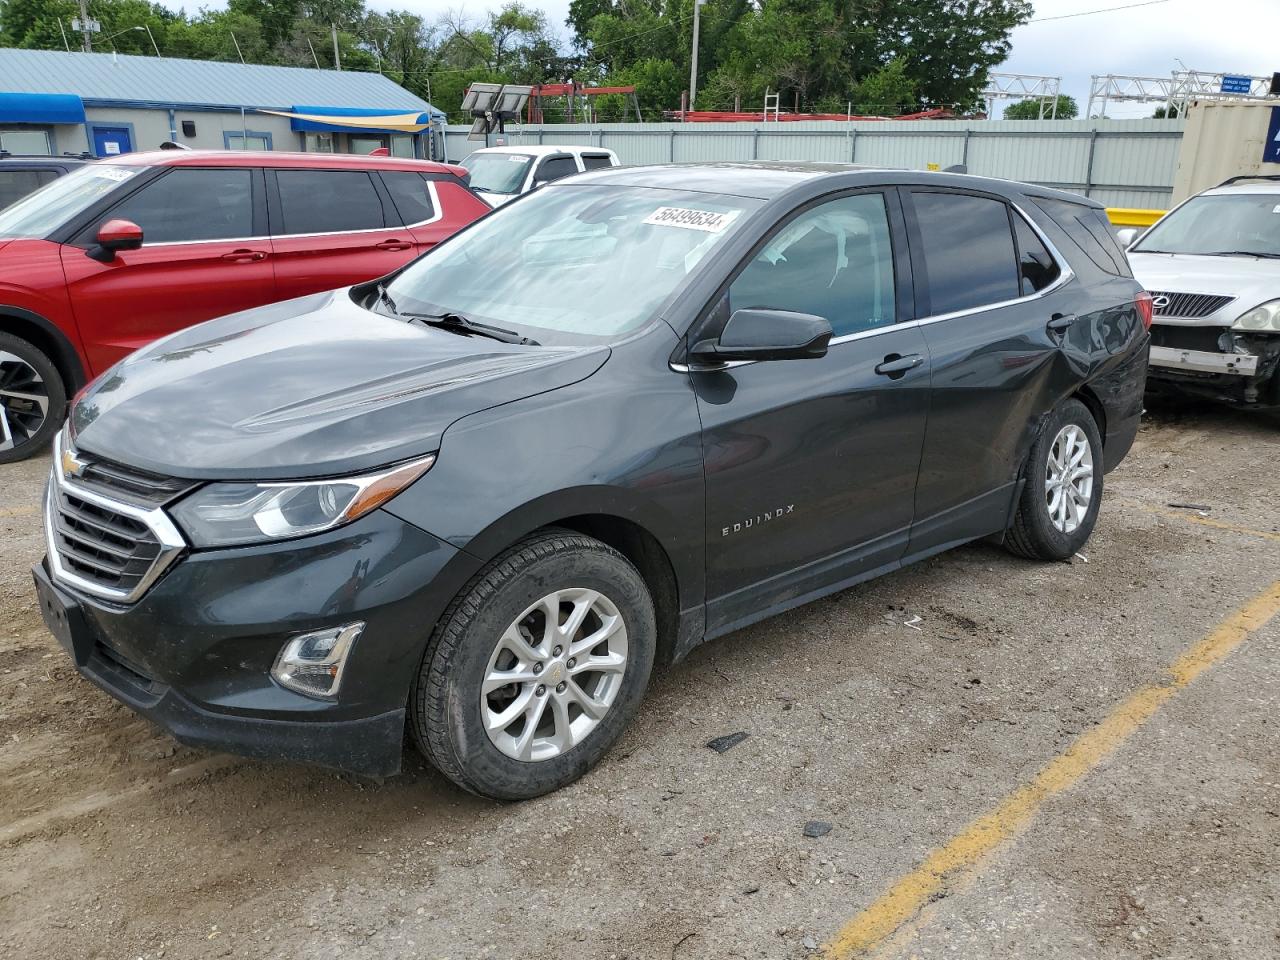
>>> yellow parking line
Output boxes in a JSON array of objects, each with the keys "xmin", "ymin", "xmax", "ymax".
[
  {"xmin": 823, "ymin": 579, "xmax": 1280, "ymax": 958},
  {"xmin": 1147, "ymin": 506, "xmax": 1280, "ymax": 543}
]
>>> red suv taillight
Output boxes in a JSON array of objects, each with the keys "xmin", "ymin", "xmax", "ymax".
[{"xmin": 1135, "ymin": 291, "xmax": 1154, "ymax": 330}]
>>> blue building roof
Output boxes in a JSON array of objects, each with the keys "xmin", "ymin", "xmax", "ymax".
[{"xmin": 0, "ymin": 48, "xmax": 441, "ymax": 117}]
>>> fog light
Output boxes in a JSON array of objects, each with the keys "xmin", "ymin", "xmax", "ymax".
[{"xmin": 271, "ymin": 623, "xmax": 364, "ymax": 700}]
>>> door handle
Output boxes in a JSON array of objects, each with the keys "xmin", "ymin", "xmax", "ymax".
[
  {"xmin": 374, "ymin": 239, "xmax": 413, "ymax": 251},
  {"xmin": 1047, "ymin": 313, "xmax": 1076, "ymax": 334},
  {"xmin": 874, "ymin": 353, "xmax": 925, "ymax": 378},
  {"xmin": 221, "ymin": 249, "xmax": 267, "ymax": 262}
]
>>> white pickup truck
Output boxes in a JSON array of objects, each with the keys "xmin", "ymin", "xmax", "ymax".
[{"xmin": 460, "ymin": 145, "xmax": 620, "ymax": 208}]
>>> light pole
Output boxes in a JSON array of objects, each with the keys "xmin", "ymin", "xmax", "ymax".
[{"xmin": 688, "ymin": 0, "xmax": 705, "ymax": 112}]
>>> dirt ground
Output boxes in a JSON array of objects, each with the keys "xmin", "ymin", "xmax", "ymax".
[{"xmin": 1, "ymin": 397, "xmax": 1278, "ymax": 960}]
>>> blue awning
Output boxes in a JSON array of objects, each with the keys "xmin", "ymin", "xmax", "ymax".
[
  {"xmin": 0, "ymin": 92, "xmax": 86, "ymax": 124},
  {"xmin": 282, "ymin": 104, "xmax": 445, "ymax": 135}
]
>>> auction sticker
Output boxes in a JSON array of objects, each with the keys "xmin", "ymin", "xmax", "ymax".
[{"xmin": 644, "ymin": 206, "xmax": 738, "ymax": 232}]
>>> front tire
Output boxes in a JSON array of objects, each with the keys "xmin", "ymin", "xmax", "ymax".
[
  {"xmin": 410, "ymin": 529, "xmax": 656, "ymax": 800},
  {"xmin": 1005, "ymin": 398, "xmax": 1104, "ymax": 561},
  {"xmin": 0, "ymin": 332, "xmax": 66, "ymax": 464}
]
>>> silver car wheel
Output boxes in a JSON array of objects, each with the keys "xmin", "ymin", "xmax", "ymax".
[
  {"xmin": 1045, "ymin": 423, "xmax": 1094, "ymax": 535},
  {"xmin": 0, "ymin": 350, "xmax": 50, "ymax": 453},
  {"xmin": 481, "ymin": 587, "xmax": 629, "ymax": 762}
]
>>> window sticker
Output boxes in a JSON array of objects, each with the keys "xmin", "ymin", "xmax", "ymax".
[
  {"xmin": 644, "ymin": 206, "xmax": 738, "ymax": 233},
  {"xmin": 88, "ymin": 165, "xmax": 136, "ymax": 181}
]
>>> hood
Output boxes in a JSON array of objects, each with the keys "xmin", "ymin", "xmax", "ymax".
[
  {"xmin": 71, "ymin": 289, "xmax": 609, "ymax": 480},
  {"xmin": 1128, "ymin": 251, "xmax": 1280, "ymax": 327},
  {"xmin": 479, "ymin": 191, "xmax": 516, "ymax": 208}
]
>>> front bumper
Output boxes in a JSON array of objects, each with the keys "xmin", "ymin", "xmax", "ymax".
[
  {"xmin": 1149, "ymin": 345, "xmax": 1258, "ymax": 376},
  {"xmin": 35, "ymin": 508, "xmax": 478, "ymax": 777}
]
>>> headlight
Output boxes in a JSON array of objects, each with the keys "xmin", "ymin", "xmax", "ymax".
[
  {"xmin": 170, "ymin": 454, "xmax": 435, "ymax": 547},
  {"xmin": 1233, "ymin": 299, "xmax": 1280, "ymax": 332}
]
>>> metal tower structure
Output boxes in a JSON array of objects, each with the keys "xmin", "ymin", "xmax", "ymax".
[
  {"xmin": 981, "ymin": 73, "xmax": 1063, "ymax": 119},
  {"xmin": 1087, "ymin": 71, "xmax": 1277, "ymax": 118}
]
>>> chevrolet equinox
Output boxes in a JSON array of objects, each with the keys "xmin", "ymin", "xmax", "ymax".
[{"xmin": 34, "ymin": 163, "xmax": 1152, "ymax": 799}]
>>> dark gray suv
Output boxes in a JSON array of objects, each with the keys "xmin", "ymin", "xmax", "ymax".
[{"xmin": 34, "ymin": 163, "xmax": 1151, "ymax": 799}]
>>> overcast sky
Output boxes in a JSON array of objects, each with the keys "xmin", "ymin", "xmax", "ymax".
[{"xmin": 352, "ymin": 0, "xmax": 1280, "ymax": 118}]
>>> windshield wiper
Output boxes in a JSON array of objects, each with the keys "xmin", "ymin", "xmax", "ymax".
[
  {"xmin": 1201, "ymin": 250, "xmax": 1280, "ymax": 259},
  {"xmin": 403, "ymin": 310, "xmax": 540, "ymax": 346}
]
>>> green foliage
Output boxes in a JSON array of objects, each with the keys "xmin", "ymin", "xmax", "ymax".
[
  {"xmin": 1003, "ymin": 94, "xmax": 1078, "ymax": 120},
  {"xmin": 0, "ymin": 0, "xmax": 1034, "ymax": 121}
]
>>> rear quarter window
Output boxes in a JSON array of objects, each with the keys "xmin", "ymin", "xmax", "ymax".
[{"xmin": 1031, "ymin": 197, "xmax": 1132, "ymax": 278}]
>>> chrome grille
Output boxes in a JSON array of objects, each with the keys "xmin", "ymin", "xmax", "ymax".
[
  {"xmin": 45, "ymin": 432, "xmax": 186, "ymax": 604},
  {"xmin": 75, "ymin": 457, "xmax": 193, "ymax": 507},
  {"xmin": 51, "ymin": 487, "xmax": 163, "ymax": 591},
  {"xmin": 1148, "ymin": 291, "xmax": 1235, "ymax": 320}
]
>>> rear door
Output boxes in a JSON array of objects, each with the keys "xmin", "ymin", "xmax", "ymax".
[
  {"xmin": 267, "ymin": 167, "xmax": 416, "ymax": 299},
  {"xmin": 693, "ymin": 189, "xmax": 930, "ymax": 633},
  {"xmin": 60, "ymin": 165, "xmax": 274, "ymax": 373},
  {"xmin": 378, "ymin": 171, "xmax": 449, "ymax": 255},
  {"xmin": 902, "ymin": 187, "xmax": 1072, "ymax": 554}
]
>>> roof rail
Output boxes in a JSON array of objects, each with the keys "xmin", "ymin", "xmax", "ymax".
[{"xmin": 1216, "ymin": 174, "xmax": 1280, "ymax": 188}]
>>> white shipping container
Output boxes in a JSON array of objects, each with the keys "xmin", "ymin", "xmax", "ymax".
[{"xmin": 1172, "ymin": 98, "xmax": 1280, "ymax": 202}]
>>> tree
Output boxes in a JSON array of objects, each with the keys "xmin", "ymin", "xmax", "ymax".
[{"xmin": 1003, "ymin": 94, "xmax": 1078, "ymax": 120}]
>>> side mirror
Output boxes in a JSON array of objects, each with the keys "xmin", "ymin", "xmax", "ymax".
[
  {"xmin": 88, "ymin": 219, "xmax": 143, "ymax": 262},
  {"xmin": 1114, "ymin": 227, "xmax": 1140, "ymax": 249},
  {"xmin": 690, "ymin": 308, "xmax": 832, "ymax": 363}
]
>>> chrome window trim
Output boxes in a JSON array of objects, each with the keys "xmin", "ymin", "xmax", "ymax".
[
  {"xmin": 129, "ymin": 181, "xmax": 444, "ymax": 248},
  {"xmin": 670, "ymin": 199, "xmax": 1075, "ymax": 374},
  {"xmin": 44, "ymin": 431, "xmax": 187, "ymax": 605}
]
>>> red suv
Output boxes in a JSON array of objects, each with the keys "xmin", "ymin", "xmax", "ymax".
[{"xmin": 0, "ymin": 150, "xmax": 489, "ymax": 462}]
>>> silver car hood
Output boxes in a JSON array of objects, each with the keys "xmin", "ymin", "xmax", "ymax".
[{"xmin": 1128, "ymin": 251, "xmax": 1280, "ymax": 327}]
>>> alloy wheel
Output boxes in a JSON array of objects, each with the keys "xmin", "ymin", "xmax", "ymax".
[
  {"xmin": 0, "ymin": 351, "xmax": 50, "ymax": 453},
  {"xmin": 481, "ymin": 587, "xmax": 629, "ymax": 762},
  {"xmin": 1045, "ymin": 423, "xmax": 1094, "ymax": 534}
]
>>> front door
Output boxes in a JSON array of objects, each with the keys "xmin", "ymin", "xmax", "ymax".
[
  {"xmin": 901, "ymin": 188, "xmax": 1070, "ymax": 554},
  {"xmin": 692, "ymin": 190, "xmax": 931, "ymax": 634},
  {"xmin": 92, "ymin": 126, "xmax": 132, "ymax": 157},
  {"xmin": 61, "ymin": 166, "xmax": 275, "ymax": 374},
  {"xmin": 268, "ymin": 167, "xmax": 417, "ymax": 298}
]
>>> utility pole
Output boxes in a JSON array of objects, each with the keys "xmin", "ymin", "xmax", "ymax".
[
  {"xmin": 331, "ymin": 23, "xmax": 341, "ymax": 70},
  {"xmin": 76, "ymin": 0, "xmax": 93, "ymax": 51},
  {"xmin": 688, "ymin": 0, "xmax": 704, "ymax": 111}
]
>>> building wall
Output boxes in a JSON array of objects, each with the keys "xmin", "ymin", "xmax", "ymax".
[{"xmin": 445, "ymin": 118, "xmax": 1187, "ymax": 209}]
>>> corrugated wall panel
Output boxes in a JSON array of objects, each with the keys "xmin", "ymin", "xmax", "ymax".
[{"xmin": 444, "ymin": 119, "xmax": 1186, "ymax": 208}]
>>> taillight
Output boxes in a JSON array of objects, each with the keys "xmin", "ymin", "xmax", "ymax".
[{"xmin": 1135, "ymin": 291, "xmax": 1154, "ymax": 330}]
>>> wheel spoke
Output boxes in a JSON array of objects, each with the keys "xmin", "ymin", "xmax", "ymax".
[
  {"xmin": 546, "ymin": 696, "xmax": 576, "ymax": 753},
  {"xmin": 485, "ymin": 684, "xmax": 536, "ymax": 732},
  {"xmin": 565, "ymin": 679, "xmax": 608, "ymax": 720},
  {"xmin": 0, "ymin": 388, "xmax": 48, "ymax": 415},
  {"xmin": 482, "ymin": 663, "xmax": 540, "ymax": 695},
  {"xmin": 559, "ymin": 589, "xmax": 600, "ymax": 641},
  {"xmin": 570, "ymin": 650, "xmax": 626, "ymax": 678},
  {"xmin": 512, "ymin": 694, "xmax": 549, "ymax": 760},
  {"xmin": 569, "ymin": 613, "xmax": 622, "ymax": 658}
]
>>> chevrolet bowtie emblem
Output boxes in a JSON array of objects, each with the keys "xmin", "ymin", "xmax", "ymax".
[{"xmin": 61, "ymin": 446, "xmax": 88, "ymax": 480}]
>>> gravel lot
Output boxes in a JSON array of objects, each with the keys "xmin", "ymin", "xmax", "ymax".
[{"xmin": 2, "ymin": 398, "xmax": 1278, "ymax": 960}]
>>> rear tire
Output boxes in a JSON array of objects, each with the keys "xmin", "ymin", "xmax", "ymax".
[
  {"xmin": 1005, "ymin": 398, "xmax": 1104, "ymax": 561},
  {"xmin": 410, "ymin": 528, "xmax": 656, "ymax": 800},
  {"xmin": 0, "ymin": 332, "xmax": 66, "ymax": 464}
]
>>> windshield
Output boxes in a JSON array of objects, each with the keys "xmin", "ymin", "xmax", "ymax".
[
  {"xmin": 1133, "ymin": 192, "xmax": 1280, "ymax": 257},
  {"xmin": 461, "ymin": 152, "xmax": 534, "ymax": 195},
  {"xmin": 0, "ymin": 163, "xmax": 144, "ymax": 239},
  {"xmin": 385, "ymin": 183, "xmax": 761, "ymax": 344}
]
